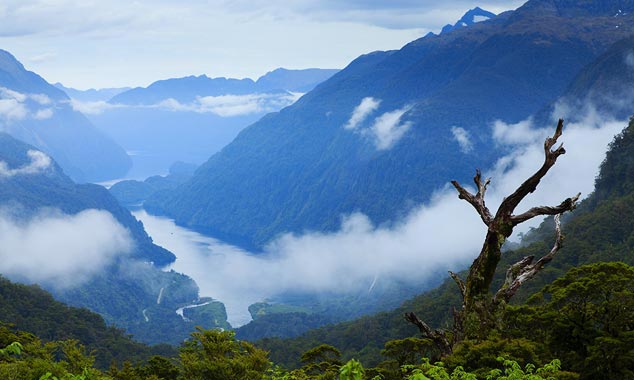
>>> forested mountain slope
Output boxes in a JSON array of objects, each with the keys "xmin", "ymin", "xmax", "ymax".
[
  {"xmin": 0, "ymin": 275, "xmax": 174, "ymax": 369},
  {"xmin": 147, "ymin": 0, "xmax": 634, "ymax": 249}
]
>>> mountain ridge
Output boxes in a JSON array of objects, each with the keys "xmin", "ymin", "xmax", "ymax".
[{"xmin": 146, "ymin": 0, "xmax": 634, "ymax": 249}]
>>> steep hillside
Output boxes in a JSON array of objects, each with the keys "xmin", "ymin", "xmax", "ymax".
[
  {"xmin": 0, "ymin": 133, "xmax": 228, "ymax": 344},
  {"xmin": 538, "ymin": 34, "xmax": 634, "ymax": 123},
  {"xmin": 146, "ymin": 0, "xmax": 634, "ymax": 249},
  {"xmin": 0, "ymin": 50, "xmax": 131, "ymax": 181},
  {"xmin": 0, "ymin": 275, "xmax": 174, "ymax": 369}
]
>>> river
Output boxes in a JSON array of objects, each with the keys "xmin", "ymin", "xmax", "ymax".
[{"xmin": 133, "ymin": 209, "xmax": 263, "ymax": 327}]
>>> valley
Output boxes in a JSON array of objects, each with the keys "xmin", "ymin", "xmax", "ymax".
[{"xmin": 1, "ymin": 1, "xmax": 634, "ymax": 379}]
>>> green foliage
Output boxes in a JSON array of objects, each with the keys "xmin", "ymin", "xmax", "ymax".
[
  {"xmin": 399, "ymin": 357, "xmax": 564, "ymax": 380},
  {"xmin": 179, "ymin": 328, "xmax": 269, "ymax": 380},
  {"xmin": 514, "ymin": 262, "xmax": 634, "ymax": 379},
  {"xmin": 0, "ymin": 342, "xmax": 23, "ymax": 357},
  {"xmin": 339, "ymin": 359, "xmax": 365, "ymax": 380}
]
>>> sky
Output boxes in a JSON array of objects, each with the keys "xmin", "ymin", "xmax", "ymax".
[{"xmin": 0, "ymin": 0, "xmax": 525, "ymax": 89}]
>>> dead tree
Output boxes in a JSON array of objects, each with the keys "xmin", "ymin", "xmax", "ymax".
[{"xmin": 406, "ymin": 119, "xmax": 580, "ymax": 357}]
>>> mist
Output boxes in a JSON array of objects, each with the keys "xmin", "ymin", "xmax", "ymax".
[
  {"xmin": 69, "ymin": 92, "xmax": 303, "ymax": 117},
  {"xmin": 0, "ymin": 208, "xmax": 133, "ymax": 290},
  {"xmin": 136, "ymin": 109, "xmax": 627, "ymax": 326}
]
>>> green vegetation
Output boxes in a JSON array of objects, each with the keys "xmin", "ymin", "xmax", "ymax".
[
  {"xmin": 181, "ymin": 299, "xmax": 232, "ymax": 331},
  {"xmin": 0, "ymin": 275, "xmax": 175, "ymax": 369}
]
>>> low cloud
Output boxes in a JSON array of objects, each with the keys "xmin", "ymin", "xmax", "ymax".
[
  {"xmin": 71, "ymin": 92, "xmax": 303, "ymax": 117},
  {"xmin": 30, "ymin": 93, "xmax": 51, "ymax": 105},
  {"xmin": 68, "ymin": 99, "xmax": 122, "ymax": 115},
  {"xmin": 0, "ymin": 149, "xmax": 52, "ymax": 177},
  {"xmin": 0, "ymin": 98, "xmax": 28, "ymax": 121},
  {"xmin": 0, "ymin": 208, "xmax": 133, "ymax": 289},
  {"xmin": 33, "ymin": 108, "xmax": 53, "ymax": 120},
  {"xmin": 451, "ymin": 126, "xmax": 473, "ymax": 153},
  {"xmin": 344, "ymin": 98, "xmax": 413, "ymax": 150},
  {"xmin": 492, "ymin": 118, "xmax": 545, "ymax": 145},
  {"xmin": 0, "ymin": 87, "xmax": 55, "ymax": 121},
  {"xmin": 156, "ymin": 92, "xmax": 303, "ymax": 117},
  {"xmin": 626, "ymin": 51, "xmax": 634, "ymax": 69},
  {"xmin": 344, "ymin": 97, "xmax": 381, "ymax": 130},
  {"xmin": 137, "ymin": 104, "xmax": 625, "ymax": 327},
  {"xmin": 370, "ymin": 106, "xmax": 413, "ymax": 150}
]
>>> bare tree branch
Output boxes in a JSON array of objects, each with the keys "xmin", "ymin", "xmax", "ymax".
[
  {"xmin": 510, "ymin": 193, "xmax": 581, "ymax": 225},
  {"xmin": 494, "ymin": 214, "xmax": 566, "ymax": 304},
  {"xmin": 496, "ymin": 119, "xmax": 566, "ymax": 220},
  {"xmin": 451, "ymin": 170, "xmax": 493, "ymax": 226},
  {"xmin": 404, "ymin": 312, "xmax": 452, "ymax": 356},
  {"xmin": 448, "ymin": 271, "xmax": 466, "ymax": 300}
]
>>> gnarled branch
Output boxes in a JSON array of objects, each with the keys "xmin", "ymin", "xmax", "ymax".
[
  {"xmin": 451, "ymin": 170, "xmax": 493, "ymax": 226},
  {"xmin": 494, "ymin": 214, "xmax": 566, "ymax": 304},
  {"xmin": 404, "ymin": 312, "xmax": 452, "ymax": 357},
  {"xmin": 496, "ymin": 119, "xmax": 566, "ymax": 219},
  {"xmin": 448, "ymin": 271, "xmax": 466, "ymax": 300},
  {"xmin": 510, "ymin": 192, "xmax": 580, "ymax": 225}
]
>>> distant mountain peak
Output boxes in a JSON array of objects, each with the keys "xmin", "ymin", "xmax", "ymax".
[{"xmin": 441, "ymin": 6, "xmax": 496, "ymax": 34}]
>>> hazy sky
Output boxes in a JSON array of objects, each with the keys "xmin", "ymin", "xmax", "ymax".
[{"xmin": 0, "ymin": 0, "xmax": 524, "ymax": 89}]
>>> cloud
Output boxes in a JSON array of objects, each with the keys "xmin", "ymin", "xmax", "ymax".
[
  {"xmin": 369, "ymin": 106, "xmax": 413, "ymax": 150},
  {"xmin": 626, "ymin": 51, "xmax": 634, "ymax": 69},
  {"xmin": 156, "ymin": 92, "xmax": 303, "ymax": 117},
  {"xmin": 492, "ymin": 118, "xmax": 546, "ymax": 145},
  {"xmin": 0, "ymin": 149, "xmax": 51, "ymax": 177},
  {"xmin": 0, "ymin": 87, "xmax": 56, "ymax": 121},
  {"xmin": 136, "ymin": 103, "xmax": 626, "ymax": 326},
  {"xmin": 68, "ymin": 99, "xmax": 121, "ymax": 115},
  {"xmin": 344, "ymin": 97, "xmax": 381, "ymax": 130},
  {"xmin": 0, "ymin": 98, "xmax": 28, "ymax": 121},
  {"xmin": 67, "ymin": 92, "xmax": 304, "ymax": 116},
  {"xmin": 451, "ymin": 126, "xmax": 473, "ymax": 153},
  {"xmin": 0, "ymin": 208, "xmax": 133, "ymax": 289},
  {"xmin": 33, "ymin": 108, "xmax": 53, "ymax": 120},
  {"xmin": 344, "ymin": 99, "xmax": 413, "ymax": 150},
  {"xmin": 29, "ymin": 93, "xmax": 52, "ymax": 105},
  {"xmin": 220, "ymin": 0, "xmax": 525, "ymax": 30}
]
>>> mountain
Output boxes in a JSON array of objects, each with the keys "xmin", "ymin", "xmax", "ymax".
[
  {"xmin": 86, "ymin": 68, "xmax": 338, "ymax": 178},
  {"xmin": 0, "ymin": 133, "xmax": 228, "ymax": 344},
  {"xmin": 145, "ymin": 0, "xmax": 634, "ymax": 249},
  {"xmin": 0, "ymin": 49, "xmax": 131, "ymax": 182},
  {"xmin": 441, "ymin": 7, "xmax": 497, "ymax": 34},
  {"xmin": 258, "ymin": 116, "xmax": 634, "ymax": 370},
  {"xmin": 255, "ymin": 68, "xmax": 341, "ymax": 93},
  {"xmin": 54, "ymin": 82, "xmax": 131, "ymax": 102},
  {"xmin": 109, "ymin": 68, "xmax": 339, "ymax": 105}
]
